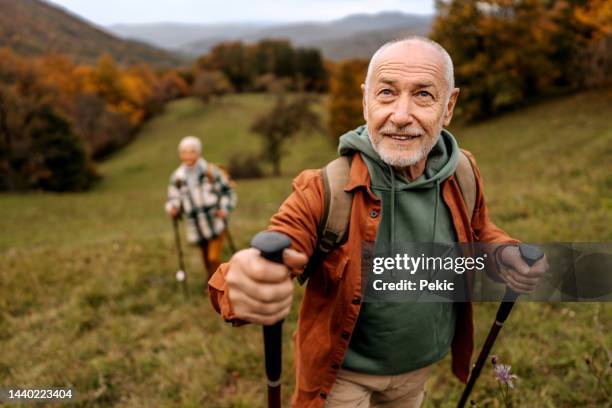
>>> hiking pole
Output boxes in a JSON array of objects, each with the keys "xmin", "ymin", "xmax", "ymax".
[
  {"xmin": 251, "ymin": 231, "xmax": 292, "ymax": 408},
  {"xmin": 457, "ymin": 244, "xmax": 543, "ymax": 408},
  {"xmin": 225, "ymin": 223, "xmax": 238, "ymax": 255},
  {"xmin": 172, "ymin": 217, "xmax": 189, "ymax": 299}
]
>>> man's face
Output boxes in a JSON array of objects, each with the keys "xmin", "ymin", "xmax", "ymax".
[
  {"xmin": 179, "ymin": 148, "xmax": 199, "ymax": 167},
  {"xmin": 363, "ymin": 42, "xmax": 459, "ymax": 168}
]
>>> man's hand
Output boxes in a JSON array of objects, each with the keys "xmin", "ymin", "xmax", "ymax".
[
  {"xmin": 225, "ymin": 247, "xmax": 308, "ymax": 325},
  {"xmin": 498, "ymin": 245, "xmax": 549, "ymax": 293},
  {"xmin": 216, "ymin": 209, "xmax": 228, "ymax": 219}
]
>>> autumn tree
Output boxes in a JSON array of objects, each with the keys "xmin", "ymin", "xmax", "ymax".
[
  {"xmin": 87, "ymin": 53, "xmax": 127, "ymax": 107},
  {"xmin": 192, "ymin": 70, "xmax": 234, "ymax": 103},
  {"xmin": 431, "ymin": 0, "xmax": 612, "ymax": 120},
  {"xmin": 28, "ymin": 106, "xmax": 95, "ymax": 191},
  {"xmin": 327, "ymin": 59, "xmax": 368, "ymax": 141},
  {"xmin": 251, "ymin": 93, "xmax": 322, "ymax": 176},
  {"xmin": 157, "ymin": 70, "xmax": 189, "ymax": 102},
  {"xmin": 295, "ymin": 48, "xmax": 328, "ymax": 92},
  {"xmin": 200, "ymin": 42, "xmax": 252, "ymax": 91},
  {"xmin": 571, "ymin": 0, "xmax": 612, "ymax": 87},
  {"xmin": 0, "ymin": 51, "xmax": 95, "ymax": 191},
  {"xmin": 0, "ymin": 46, "xmax": 183, "ymax": 189},
  {"xmin": 197, "ymin": 40, "xmax": 329, "ymax": 92}
]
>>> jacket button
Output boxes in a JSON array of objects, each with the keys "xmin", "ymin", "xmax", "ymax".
[
  {"xmin": 320, "ymin": 392, "xmax": 327, "ymax": 399},
  {"xmin": 331, "ymin": 363, "xmax": 340, "ymax": 370},
  {"xmin": 352, "ymin": 296, "xmax": 361, "ymax": 305},
  {"xmin": 341, "ymin": 331, "xmax": 350, "ymax": 340},
  {"xmin": 370, "ymin": 210, "xmax": 378, "ymax": 218}
]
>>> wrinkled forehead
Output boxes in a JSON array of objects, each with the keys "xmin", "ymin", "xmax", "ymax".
[{"xmin": 370, "ymin": 42, "xmax": 449, "ymax": 88}]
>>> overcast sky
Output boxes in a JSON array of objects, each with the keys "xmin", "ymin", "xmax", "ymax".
[{"xmin": 47, "ymin": 0, "xmax": 435, "ymax": 26}]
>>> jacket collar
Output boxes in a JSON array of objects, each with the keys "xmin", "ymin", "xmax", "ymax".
[{"xmin": 344, "ymin": 152, "xmax": 380, "ymax": 202}]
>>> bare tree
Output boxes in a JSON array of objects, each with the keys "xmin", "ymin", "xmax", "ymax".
[{"xmin": 251, "ymin": 92, "xmax": 322, "ymax": 176}]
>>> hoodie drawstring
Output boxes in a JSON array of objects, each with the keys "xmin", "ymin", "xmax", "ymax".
[
  {"xmin": 430, "ymin": 180, "xmax": 441, "ymax": 280},
  {"xmin": 389, "ymin": 165, "xmax": 396, "ymax": 255},
  {"xmin": 433, "ymin": 180, "xmax": 440, "ymax": 244}
]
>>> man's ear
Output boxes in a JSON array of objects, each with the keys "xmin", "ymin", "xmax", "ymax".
[
  {"xmin": 443, "ymin": 87, "xmax": 460, "ymax": 126},
  {"xmin": 361, "ymin": 83, "xmax": 367, "ymax": 122}
]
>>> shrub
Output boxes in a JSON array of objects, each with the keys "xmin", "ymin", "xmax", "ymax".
[{"xmin": 227, "ymin": 152, "xmax": 264, "ymax": 180}]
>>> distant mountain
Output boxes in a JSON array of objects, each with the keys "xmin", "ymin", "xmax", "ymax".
[
  {"xmin": 108, "ymin": 12, "xmax": 433, "ymax": 60},
  {"xmin": 313, "ymin": 24, "xmax": 433, "ymax": 60},
  {"xmin": 109, "ymin": 22, "xmax": 273, "ymax": 50},
  {"xmin": 0, "ymin": 0, "xmax": 182, "ymax": 67}
]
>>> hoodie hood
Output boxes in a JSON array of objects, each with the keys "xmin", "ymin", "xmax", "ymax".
[
  {"xmin": 338, "ymin": 124, "xmax": 460, "ymax": 250},
  {"xmin": 338, "ymin": 124, "xmax": 459, "ymax": 189}
]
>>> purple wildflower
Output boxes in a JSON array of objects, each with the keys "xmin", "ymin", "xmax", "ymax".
[{"xmin": 494, "ymin": 364, "xmax": 519, "ymax": 389}]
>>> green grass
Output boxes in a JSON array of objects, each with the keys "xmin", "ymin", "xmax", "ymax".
[{"xmin": 1, "ymin": 91, "xmax": 611, "ymax": 407}]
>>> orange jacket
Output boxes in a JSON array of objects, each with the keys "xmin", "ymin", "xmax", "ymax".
[{"xmin": 209, "ymin": 150, "xmax": 516, "ymax": 407}]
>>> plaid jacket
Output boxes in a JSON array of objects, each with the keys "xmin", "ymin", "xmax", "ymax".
[{"xmin": 166, "ymin": 158, "xmax": 236, "ymax": 243}]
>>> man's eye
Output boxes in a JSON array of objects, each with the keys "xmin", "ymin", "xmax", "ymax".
[
  {"xmin": 418, "ymin": 91, "xmax": 432, "ymax": 98},
  {"xmin": 379, "ymin": 89, "xmax": 393, "ymax": 96}
]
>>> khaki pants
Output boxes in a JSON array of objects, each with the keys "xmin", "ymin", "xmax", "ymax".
[
  {"xmin": 325, "ymin": 365, "xmax": 431, "ymax": 408},
  {"xmin": 199, "ymin": 232, "xmax": 225, "ymax": 281}
]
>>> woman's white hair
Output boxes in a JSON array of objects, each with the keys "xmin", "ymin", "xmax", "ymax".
[{"xmin": 178, "ymin": 136, "xmax": 202, "ymax": 154}]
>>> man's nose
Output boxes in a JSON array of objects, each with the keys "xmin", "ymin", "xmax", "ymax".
[{"xmin": 391, "ymin": 96, "xmax": 414, "ymax": 127}]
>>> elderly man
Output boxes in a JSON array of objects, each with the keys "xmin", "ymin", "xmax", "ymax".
[
  {"xmin": 166, "ymin": 136, "xmax": 236, "ymax": 280},
  {"xmin": 209, "ymin": 37, "xmax": 547, "ymax": 407}
]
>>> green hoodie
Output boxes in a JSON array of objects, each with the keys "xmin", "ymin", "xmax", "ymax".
[{"xmin": 338, "ymin": 124, "xmax": 460, "ymax": 375}]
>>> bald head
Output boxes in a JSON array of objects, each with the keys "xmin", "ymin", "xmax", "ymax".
[{"xmin": 364, "ymin": 37, "xmax": 455, "ymax": 97}]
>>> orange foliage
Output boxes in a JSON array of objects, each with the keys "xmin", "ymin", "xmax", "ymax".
[
  {"xmin": 327, "ymin": 59, "xmax": 368, "ymax": 140},
  {"xmin": 0, "ymin": 48, "xmax": 184, "ymax": 160},
  {"xmin": 574, "ymin": 0, "xmax": 612, "ymax": 40}
]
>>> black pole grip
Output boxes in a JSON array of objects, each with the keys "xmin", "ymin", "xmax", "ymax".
[
  {"xmin": 250, "ymin": 231, "xmax": 292, "ymax": 408},
  {"xmin": 251, "ymin": 231, "xmax": 291, "ymax": 264},
  {"xmin": 496, "ymin": 244, "xmax": 544, "ymax": 322},
  {"xmin": 519, "ymin": 244, "xmax": 544, "ymax": 267}
]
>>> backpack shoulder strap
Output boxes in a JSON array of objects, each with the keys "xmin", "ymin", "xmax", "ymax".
[
  {"xmin": 318, "ymin": 156, "xmax": 353, "ymax": 251},
  {"xmin": 455, "ymin": 150, "xmax": 477, "ymax": 220},
  {"xmin": 298, "ymin": 155, "xmax": 354, "ymax": 284},
  {"xmin": 206, "ymin": 163, "xmax": 216, "ymax": 183}
]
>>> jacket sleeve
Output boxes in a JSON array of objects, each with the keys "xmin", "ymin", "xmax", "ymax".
[
  {"xmin": 208, "ymin": 169, "xmax": 324, "ymax": 323},
  {"xmin": 165, "ymin": 173, "xmax": 182, "ymax": 214},
  {"xmin": 465, "ymin": 151, "xmax": 519, "ymax": 281},
  {"xmin": 216, "ymin": 168, "xmax": 237, "ymax": 214}
]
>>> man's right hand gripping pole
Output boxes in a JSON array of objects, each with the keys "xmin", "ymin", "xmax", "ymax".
[{"xmin": 225, "ymin": 231, "xmax": 308, "ymax": 408}]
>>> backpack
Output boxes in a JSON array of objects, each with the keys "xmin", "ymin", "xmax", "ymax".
[
  {"xmin": 174, "ymin": 162, "xmax": 235, "ymax": 189},
  {"xmin": 206, "ymin": 163, "xmax": 236, "ymax": 188},
  {"xmin": 298, "ymin": 151, "xmax": 476, "ymax": 285}
]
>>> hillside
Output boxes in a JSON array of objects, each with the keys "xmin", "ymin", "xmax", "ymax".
[
  {"xmin": 109, "ymin": 12, "xmax": 432, "ymax": 60},
  {"xmin": 0, "ymin": 0, "xmax": 182, "ymax": 67},
  {"xmin": 0, "ymin": 91, "xmax": 610, "ymax": 407}
]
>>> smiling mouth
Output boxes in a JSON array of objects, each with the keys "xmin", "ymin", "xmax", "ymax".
[{"xmin": 385, "ymin": 134, "xmax": 421, "ymax": 141}]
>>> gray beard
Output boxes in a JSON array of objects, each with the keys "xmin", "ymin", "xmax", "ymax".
[{"xmin": 371, "ymin": 132, "xmax": 440, "ymax": 168}]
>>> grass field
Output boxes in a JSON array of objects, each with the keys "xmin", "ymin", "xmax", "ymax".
[{"xmin": 1, "ymin": 90, "xmax": 611, "ymax": 407}]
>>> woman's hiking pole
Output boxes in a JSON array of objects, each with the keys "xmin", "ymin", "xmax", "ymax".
[
  {"xmin": 251, "ymin": 231, "xmax": 292, "ymax": 408},
  {"xmin": 172, "ymin": 217, "xmax": 189, "ymax": 299},
  {"xmin": 457, "ymin": 244, "xmax": 544, "ymax": 408},
  {"xmin": 225, "ymin": 223, "xmax": 238, "ymax": 255}
]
